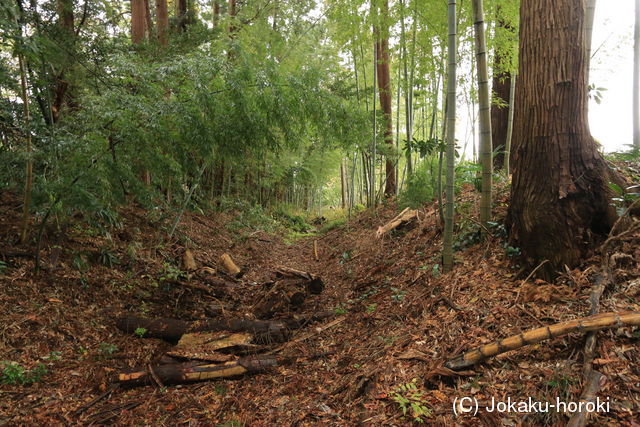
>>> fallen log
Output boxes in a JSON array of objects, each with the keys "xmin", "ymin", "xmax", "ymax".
[
  {"xmin": 274, "ymin": 266, "xmax": 324, "ymax": 294},
  {"xmin": 566, "ymin": 371, "xmax": 606, "ymax": 427},
  {"xmin": 118, "ymin": 355, "xmax": 277, "ymax": 386},
  {"xmin": 220, "ymin": 253, "xmax": 241, "ymax": 277},
  {"xmin": 375, "ymin": 207, "xmax": 418, "ymax": 238},
  {"xmin": 167, "ymin": 331, "xmax": 256, "ymax": 362},
  {"xmin": 253, "ymin": 280, "xmax": 307, "ymax": 319},
  {"xmin": 116, "ymin": 316, "xmax": 288, "ymax": 343},
  {"xmin": 445, "ymin": 311, "xmax": 640, "ymax": 370}
]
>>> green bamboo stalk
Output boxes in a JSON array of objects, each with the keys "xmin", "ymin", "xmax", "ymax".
[
  {"xmin": 443, "ymin": 0, "xmax": 457, "ymax": 272},
  {"xmin": 472, "ymin": 0, "xmax": 493, "ymax": 227}
]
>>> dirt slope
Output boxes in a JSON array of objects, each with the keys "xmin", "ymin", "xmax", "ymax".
[{"xmin": 0, "ymin": 187, "xmax": 639, "ymax": 426}]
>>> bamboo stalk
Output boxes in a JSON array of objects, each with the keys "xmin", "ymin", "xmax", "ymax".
[
  {"xmin": 472, "ymin": 0, "xmax": 493, "ymax": 227},
  {"xmin": 443, "ymin": 0, "xmax": 457, "ymax": 272},
  {"xmin": 445, "ymin": 311, "xmax": 640, "ymax": 370}
]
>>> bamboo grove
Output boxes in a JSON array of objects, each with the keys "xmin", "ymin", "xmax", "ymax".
[{"xmin": 2, "ymin": 0, "xmax": 635, "ymax": 276}]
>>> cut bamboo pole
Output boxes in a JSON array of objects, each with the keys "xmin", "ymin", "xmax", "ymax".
[{"xmin": 445, "ymin": 311, "xmax": 640, "ymax": 370}]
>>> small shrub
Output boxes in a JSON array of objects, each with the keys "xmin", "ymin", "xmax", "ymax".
[{"xmin": 1, "ymin": 362, "xmax": 48, "ymax": 385}]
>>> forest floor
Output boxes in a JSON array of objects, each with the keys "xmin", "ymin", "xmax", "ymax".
[{"xmin": 1, "ymin": 175, "xmax": 639, "ymax": 426}]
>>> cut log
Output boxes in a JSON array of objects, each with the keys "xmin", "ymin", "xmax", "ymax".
[
  {"xmin": 118, "ymin": 355, "xmax": 277, "ymax": 386},
  {"xmin": 274, "ymin": 266, "xmax": 324, "ymax": 294},
  {"xmin": 375, "ymin": 207, "xmax": 419, "ymax": 238},
  {"xmin": 445, "ymin": 311, "xmax": 640, "ymax": 370},
  {"xmin": 182, "ymin": 249, "xmax": 197, "ymax": 271},
  {"xmin": 220, "ymin": 253, "xmax": 241, "ymax": 277},
  {"xmin": 167, "ymin": 331, "xmax": 256, "ymax": 362},
  {"xmin": 253, "ymin": 283, "xmax": 307, "ymax": 319},
  {"xmin": 116, "ymin": 316, "xmax": 289, "ymax": 343}
]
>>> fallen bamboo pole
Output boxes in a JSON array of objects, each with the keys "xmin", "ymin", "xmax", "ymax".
[{"xmin": 445, "ymin": 311, "xmax": 640, "ymax": 370}]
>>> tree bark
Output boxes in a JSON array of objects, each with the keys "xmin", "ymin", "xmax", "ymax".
[
  {"xmin": 116, "ymin": 316, "xmax": 289, "ymax": 343},
  {"xmin": 131, "ymin": 0, "xmax": 145, "ymax": 43},
  {"xmin": 508, "ymin": 0, "xmax": 620, "ymax": 278},
  {"xmin": 373, "ymin": 0, "xmax": 396, "ymax": 196},
  {"xmin": 155, "ymin": 0, "xmax": 168, "ymax": 46}
]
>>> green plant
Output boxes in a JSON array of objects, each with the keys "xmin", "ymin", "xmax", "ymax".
[
  {"xmin": 339, "ymin": 250, "xmax": 352, "ymax": 264},
  {"xmin": 366, "ymin": 303, "xmax": 377, "ymax": 313},
  {"xmin": 43, "ymin": 351, "xmax": 62, "ymax": 361},
  {"xmin": 98, "ymin": 247, "xmax": 120, "ymax": 268},
  {"xmin": 431, "ymin": 264, "xmax": 441, "ymax": 278},
  {"xmin": 159, "ymin": 263, "xmax": 184, "ymax": 282},
  {"xmin": 391, "ymin": 379, "xmax": 432, "ymax": 423},
  {"xmin": 390, "ymin": 287, "xmax": 406, "ymax": 302},
  {"xmin": 1, "ymin": 362, "xmax": 48, "ymax": 385},
  {"xmin": 98, "ymin": 342, "xmax": 118, "ymax": 358},
  {"xmin": 134, "ymin": 327, "xmax": 148, "ymax": 338},
  {"xmin": 505, "ymin": 246, "xmax": 521, "ymax": 257},
  {"xmin": 0, "ymin": 260, "xmax": 7, "ymax": 275},
  {"xmin": 334, "ymin": 306, "xmax": 347, "ymax": 315}
]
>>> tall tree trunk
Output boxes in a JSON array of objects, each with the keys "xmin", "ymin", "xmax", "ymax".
[
  {"xmin": 51, "ymin": 0, "xmax": 75, "ymax": 123},
  {"xmin": 131, "ymin": 0, "xmax": 145, "ymax": 43},
  {"xmin": 229, "ymin": 0, "xmax": 237, "ymax": 34},
  {"xmin": 472, "ymin": 0, "xmax": 492, "ymax": 227},
  {"xmin": 504, "ymin": 74, "xmax": 516, "ymax": 174},
  {"xmin": 508, "ymin": 0, "xmax": 619, "ymax": 278},
  {"xmin": 176, "ymin": 0, "xmax": 188, "ymax": 31},
  {"xmin": 400, "ymin": 0, "xmax": 412, "ymax": 177},
  {"xmin": 18, "ymin": 54, "xmax": 33, "ymax": 244},
  {"xmin": 373, "ymin": 0, "xmax": 396, "ymax": 196},
  {"xmin": 213, "ymin": 0, "xmax": 220, "ymax": 28},
  {"xmin": 156, "ymin": 0, "xmax": 168, "ymax": 46},
  {"xmin": 489, "ymin": 11, "xmax": 514, "ymax": 170},
  {"xmin": 443, "ymin": 0, "xmax": 457, "ymax": 272},
  {"xmin": 634, "ymin": 0, "xmax": 640, "ymax": 148},
  {"xmin": 143, "ymin": 0, "xmax": 154, "ymax": 39}
]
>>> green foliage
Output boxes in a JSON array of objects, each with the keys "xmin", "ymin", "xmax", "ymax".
[
  {"xmin": 0, "ymin": 260, "xmax": 7, "ymax": 275},
  {"xmin": 134, "ymin": 327, "xmax": 147, "ymax": 338},
  {"xmin": 159, "ymin": 263, "xmax": 184, "ymax": 282},
  {"xmin": 391, "ymin": 378, "xmax": 433, "ymax": 423},
  {"xmin": 97, "ymin": 342, "xmax": 118, "ymax": 358},
  {"xmin": 1, "ymin": 361, "xmax": 48, "ymax": 385},
  {"xmin": 400, "ymin": 157, "xmax": 437, "ymax": 208}
]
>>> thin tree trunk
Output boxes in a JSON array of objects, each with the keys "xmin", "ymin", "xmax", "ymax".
[
  {"xmin": 489, "ymin": 10, "xmax": 514, "ymax": 169},
  {"xmin": 18, "ymin": 54, "xmax": 33, "ymax": 244},
  {"xmin": 504, "ymin": 74, "xmax": 516, "ymax": 174},
  {"xmin": 400, "ymin": 0, "xmax": 412, "ymax": 177},
  {"xmin": 443, "ymin": 0, "xmax": 457, "ymax": 272},
  {"xmin": 508, "ymin": 0, "xmax": 620, "ymax": 278},
  {"xmin": 213, "ymin": 0, "xmax": 220, "ymax": 28},
  {"xmin": 634, "ymin": 0, "xmax": 640, "ymax": 148},
  {"xmin": 472, "ymin": 0, "xmax": 492, "ymax": 227}
]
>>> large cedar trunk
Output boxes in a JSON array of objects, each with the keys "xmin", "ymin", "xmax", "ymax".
[
  {"xmin": 374, "ymin": 0, "xmax": 396, "ymax": 196},
  {"xmin": 156, "ymin": 0, "xmax": 168, "ymax": 46},
  {"xmin": 131, "ymin": 0, "xmax": 146, "ymax": 43},
  {"xmin": 508, "ymin": 0, "xmax": 619, "ymax": 278}
]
